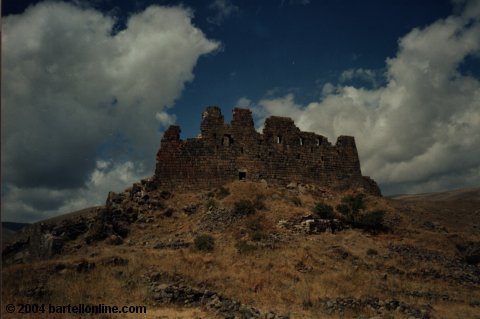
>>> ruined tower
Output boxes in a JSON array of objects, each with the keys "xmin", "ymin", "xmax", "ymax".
[{"xmin": 155, "ymin": 106, "xmax": 381, "ymax": 195}]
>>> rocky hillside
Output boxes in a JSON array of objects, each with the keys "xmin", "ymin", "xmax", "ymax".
[{"xmin": 2, "ymin": 180, "xmax": 479, "ymax": 319}]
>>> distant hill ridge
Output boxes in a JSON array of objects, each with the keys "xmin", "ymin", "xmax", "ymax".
[
  {"xmin": 2, "ymin": 222, "xmax": 30, "ymax": 232},
  {"xmin": 390, "ymin": 187, "xmax": 480, "ymax": 201},
  {"xmin": 1, "ymin": 222, "xmax": 30, "ymax": 246}
]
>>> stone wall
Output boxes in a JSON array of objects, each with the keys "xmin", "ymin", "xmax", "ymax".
[{"xmin": 155, "ymin": 106, "xmax": 381, "ymax": 195}]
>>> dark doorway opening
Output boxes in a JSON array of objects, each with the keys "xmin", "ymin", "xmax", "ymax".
[{"xmin": 239, "ymin": 171, "xmax": 246, "ymax": 180}]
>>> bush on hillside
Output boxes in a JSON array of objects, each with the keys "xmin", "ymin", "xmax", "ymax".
[
  {"xmin": 336, "ymin": 194, "xmax": 366, "ymax": 223},
  {"xmin": 313, "ymin": 203, "xmax": 335, "ymax": 219},
  {"xmin": 358, "ymin": 210, "xmax": 385, "ymax": 233},
  {"xmin": 250, "ymin": 230, "xmax": 266, "ymax": 241},
  {"xmin": 343, "ymin": 194, "xmax": 366, "ymax": 214},
  {"xmin": 194, "ymin": 234, "xmax": 215, "ymax": 251},
  {"xmin": 233, "ymin": 200, "xmax": 257, "ymax": 216},
  {"xmin": 336, "ymin": 203, "xmax": 351, "ymax": 217}
]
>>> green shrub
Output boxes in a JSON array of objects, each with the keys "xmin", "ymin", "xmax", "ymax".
[
  {"xmin": 336, "ymin": 194, "xmax": 366, "ymax": 223},
  {"xmin": 336, "ymin": 203, "xmax": 350, "ymax": 216},
  {"xmin": 313, "ymin": 203, "xmax": 335, "ymax": 219},
  {"xmin": 250, "ymin": 230, "xmax": 266, "ymax": 241},
  {"xmin": 194, "ymin": 234, "xmax": 215, "ymax": 251},
  {"xmin": 342, "ymin": 194, "xmax": 365, "ymax": 214},
  {"xmin": 359, "ymin": 210, "xmax": 385, "ymax": 232},
  {"xmin": 233, "ymin": 200, "xmax": 257, "ymax": 216},
  {"xmin": 235, "ymin": 240, "xmax": 256, "ymax": 254},
  {"xmin": 216, "ymin": 186, "xmax": 230, "ymax": 199}
]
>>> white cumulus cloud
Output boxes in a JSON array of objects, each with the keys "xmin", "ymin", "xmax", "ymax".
[
  {"xmin": 1, "ymin": 2, "xmax": 219, "ymax": 221},
  {"xmin": 247, "ymin": 3, "xmax": 480, "ymax": 195}
]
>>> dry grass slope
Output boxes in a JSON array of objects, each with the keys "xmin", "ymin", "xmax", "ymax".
[{"xmin": 2, "ymin": 181, "xmax": 479, "ymax": 319}]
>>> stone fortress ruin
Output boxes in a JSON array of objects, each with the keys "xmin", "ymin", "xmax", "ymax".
[{"xmin": 155, "ymin": 106, "xmax": 381, "ymax": 195}]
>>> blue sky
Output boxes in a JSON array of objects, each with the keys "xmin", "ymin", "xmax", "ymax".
[{"xmin": 2, "ymin": 0, "xmax": 480, "ymax": 222}]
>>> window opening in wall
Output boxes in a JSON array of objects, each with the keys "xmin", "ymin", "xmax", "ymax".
[
  {"xmin": 268, "ymin": 151, "xmax": 272, "ymax": 156},
  {"xmin": 222, "ymin": 134, "xmax": 233, "ymax": 146},
  {"xmin": 299, "ymin": 137, "xmax": 305, "ymax": 146},
  {"xmin": 275, "ymin": 135, "xmax": 282, "ymax": 144},
  {"xmin": 297, "ymin": 154, "xmax": 301, "ymax": 159},
  {"xmin": 240, "ymin": 147, "xmax": 244, "ymax": 154}
]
